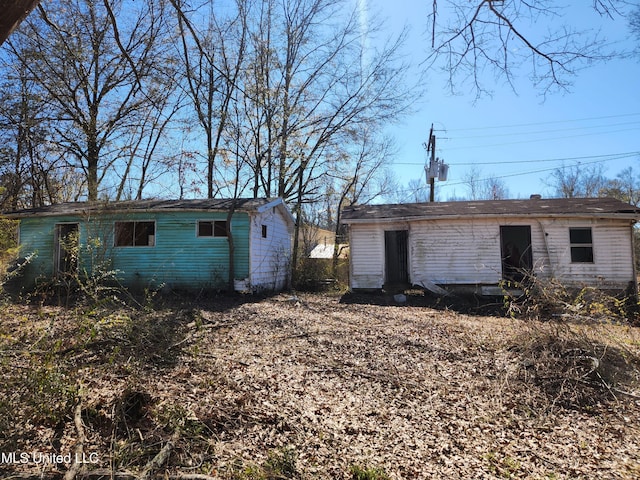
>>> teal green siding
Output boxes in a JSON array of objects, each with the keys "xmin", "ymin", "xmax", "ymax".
[{"xmin": 17, "ymin": 211, "xmax": 251, "ymax": 290}]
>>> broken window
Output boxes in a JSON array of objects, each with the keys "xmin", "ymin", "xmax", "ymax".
[
  {"xmin": 569, "ymin": 227, "xmax": 593, "ymax": 263},
  {"xmin": 115, "ymin": 221, "xmax": 155, "ymax": 246}
]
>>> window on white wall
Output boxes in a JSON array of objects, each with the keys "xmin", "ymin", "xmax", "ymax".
[
  {"xmin": 569, "ymin": 227, "xmax": 593, "ymax": 263},
  {"xmin": 262, "ymin": 225, "xmax": 268, "ymax": 238}
]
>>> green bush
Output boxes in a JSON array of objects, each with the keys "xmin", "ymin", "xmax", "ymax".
[{"xmin": 350, "ymin": 465, "xmax": 391, "ymax": 480}]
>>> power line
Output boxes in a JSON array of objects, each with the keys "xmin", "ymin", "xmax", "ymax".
[
  {"xmin": 445, "ymin": 112, "xmax": 640, "ymax": 132},
  {"xmin": 444, "ymin": 156, "xmax": 625, "ymax": 188},
  {"xmin": 443, "ymin": 127, "xmax": 640, "ymax": 150},
  {"xmin": 393, "ymin": 150, "xmax": 640, "ymax": 167},
  {"xmin": 449, "ymin": 120, "xmax": 640, "ymax": 140}
]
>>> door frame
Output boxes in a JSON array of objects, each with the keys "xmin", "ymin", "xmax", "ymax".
[
  {"xmin": 384, "ymin": 229, "xmax": 409, "ymax": 287},
  {"xmin": 500, "ymin": 225, "xmax": 533, "ymax": 282},
  {"xmin": 54, "ymin": 223, "xmax": 79, "ymax": 276}
]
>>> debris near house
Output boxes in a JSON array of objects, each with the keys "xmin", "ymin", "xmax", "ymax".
[{"xmin": 0, "ymin": 294, "xmax": 639, "ymax": 479}]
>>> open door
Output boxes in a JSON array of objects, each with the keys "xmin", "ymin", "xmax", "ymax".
[
  {"xmin": 500, "ymin": 225, "xmax": 533, "ymax": 282},
  {"xmin": 55, "ymin": 223, "xmax": 79, "ymax": 276},
  {"xmin": 384, "ymin": 230, "xmax": 409, "ymax": 287}
]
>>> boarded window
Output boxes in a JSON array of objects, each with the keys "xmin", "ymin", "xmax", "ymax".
[
  {"xmin": 570, "ymin": 227, "xmax": 593, "ymax": 263},
  {"xmin": 115, "ymin": 221, "xmax": 155, "ymax": 246},
  {"xmin": 198, "ymin": 220, "xmax": 228, "ymax": 237}
]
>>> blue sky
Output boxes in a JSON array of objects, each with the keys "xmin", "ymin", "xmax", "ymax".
[{"xmin": 372, "ymin": 0, "xmax": 640, "ymax": 200}]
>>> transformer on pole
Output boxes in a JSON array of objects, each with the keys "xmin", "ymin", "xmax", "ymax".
[{"xmin": 424, "ymin": 124, "xmax": 448, "ymax": 202}]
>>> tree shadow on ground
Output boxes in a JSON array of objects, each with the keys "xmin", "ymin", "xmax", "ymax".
[{"xmin": 339, "ymin": 289, "xmax": 509, "ymax": 317}]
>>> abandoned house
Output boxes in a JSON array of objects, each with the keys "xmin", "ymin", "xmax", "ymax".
[
  {"xmin": 341, "ymin": 197, "xmax": 640, "ymax": 294},
  {"xmin": 5, "ymin": 197, "xmax": 294, "ymax": 292}
]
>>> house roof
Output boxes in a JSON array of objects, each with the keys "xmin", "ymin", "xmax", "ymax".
[
  {"xmin": 341, "ymin": 197, "xmax": 640, "ymax": 224},
  {"xmin": 4, "ymin": 197, "xmax": 294, "ymax": 222}
]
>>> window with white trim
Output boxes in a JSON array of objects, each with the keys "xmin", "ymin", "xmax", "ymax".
[{"xmin": 569, "ymin": 227, "xmax": 593, "ymax": 263}]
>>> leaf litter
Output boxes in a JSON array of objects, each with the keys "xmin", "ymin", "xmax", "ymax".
[{"xmin": 0, "ymin": 292, "xmax": 639, "ymax": 479}]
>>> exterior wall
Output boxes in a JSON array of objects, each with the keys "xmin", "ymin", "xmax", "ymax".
[
  {"xmin": 349, "ymin": 222, "xmax": 400, "ymax": 289},
  {"xmin": 348, "ymin": 217, "xmax": 636, "ymax": 291},
  {"xmin": 248, "ymin": 206, "xmax": 292, "ymax": 291},
  {"xmin": 17, "ymin": 211, "xmax": 251, "ymax": 290},
  {"xmin": 538, "ymin": 218, "xmax": 635, "ymax": 288},
  {"xmin": 17, "ymin": 215, "xmax": 69, "ymax": 285}
]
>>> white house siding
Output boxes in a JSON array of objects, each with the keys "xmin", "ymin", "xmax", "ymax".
[
  {"xmin": 411, "ymin": 219, "xmax": 503, "ymax": 285},
  {"xmin": 409, "ymin": 218, "xmax": 555, "ymax": 286},
  {"xmin": 539, "ymin": 218, "xmax": 634, "ymax": 288},
  {"xmin": 349, "ymin": 224, "xmax": 385, "ymax": 289},
  {"xmin": 348, "ymin": 216, "xmax": 635, "ymax": 291},
  {"xmin": 248, "ymin": 206, "xmax": 292, "ymax": 291}
]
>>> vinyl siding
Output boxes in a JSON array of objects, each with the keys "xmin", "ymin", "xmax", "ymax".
[
  {"xmin": 248, "ymin": 206, "xmax": 292, "ymax": 290},
  {"xmin": 349, "ymin": 224, "xmax": 385, "ymax": 289},
  {"xmin": 348, "ymin": 217, "xmax": 635, "ymax": 290},
  {"xmin": 539, "ymin": 218, "xmax": 634, "ymax": 287},
  {"xmin": 17, "ymin": 211, "xmax": 251, "ymax": 290}
]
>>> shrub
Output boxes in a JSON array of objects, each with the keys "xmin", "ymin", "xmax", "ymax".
[
  {"xmin": 502, "ymin": 273, "xmax": 635, "ymax": 322},
  {"xmin": 350, "ymin": 465, "xmax": 391, "ymax": 480}
]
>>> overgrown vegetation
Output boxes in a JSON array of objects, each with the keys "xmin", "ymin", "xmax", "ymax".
[
  {"xmin": 293, "ymin": 256, "xmax": 349, "ymax": 292},
  {"xmin": 501, "ymin": 272, "xmax": 639, "ymax": 323},
  {"xmin": 1, "ymin": 279, "xmax": 639, "ymax": 478}
]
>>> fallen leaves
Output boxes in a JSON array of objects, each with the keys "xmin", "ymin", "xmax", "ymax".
[{"xmin": 1, "ymin": 293, "xmax": 639, "ymax": 479}]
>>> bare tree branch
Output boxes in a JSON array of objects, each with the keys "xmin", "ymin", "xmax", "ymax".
[{"xmin": 427, "ymin": 1, "xmax": 624, "ymax": 97}]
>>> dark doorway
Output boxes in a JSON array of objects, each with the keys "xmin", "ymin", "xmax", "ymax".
[
  {"xmin": 55, "ymin": 223, "xmax": 79, "ymax": 276},
  {"xmin": 384, "ymin": 230, "xmax": 409, "ymax": 287},
  {"xmin": 500, "ymin": 225, "xmax": 533, "ymax": 282}
]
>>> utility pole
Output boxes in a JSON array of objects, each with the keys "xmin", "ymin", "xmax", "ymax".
[
  {"xmin": 424, "ymin": 123, "xmax": 449, "ymax": 202},
  {"xmin": 426, "ymin": 124, "xmax": 436, "ymax": 202}
]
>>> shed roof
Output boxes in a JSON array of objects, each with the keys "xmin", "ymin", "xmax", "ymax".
[
  {"xmin": 341, "ymin": 197, "xmax": 640, "ymax": 223},
  {"xmin": 4, "ymin": 197, "xmax": 293, "ymax": 222}
]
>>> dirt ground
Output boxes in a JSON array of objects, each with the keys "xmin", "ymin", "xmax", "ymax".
[{"xmin": 1, "ymin": 292, "xmax": 640, "ymax": 479}]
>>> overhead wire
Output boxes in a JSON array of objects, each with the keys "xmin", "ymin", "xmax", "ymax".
[{"xmin": 394, "ymin": 112, "xmax": 640, "ymax": 198}]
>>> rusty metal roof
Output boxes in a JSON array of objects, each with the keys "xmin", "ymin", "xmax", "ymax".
[
  {"xmin": 4, "ymin": 197, "xmax": 287, "ymax": 219},
  {"xmin": 341, "ymin": 197, "xmax": 640, "ymax": 223}
]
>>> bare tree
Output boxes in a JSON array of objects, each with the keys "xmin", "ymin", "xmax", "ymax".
[
  {"xmin": 547, "ymin": 163, "xmax": 607, "ymax": 198},
  {"xmin": 463, "ymin": 165, "xmax": 509, "ymax": 200},
  {"xmin": 599, "ymin": 166, "xmax": 640, "ymax": 206},
  {"xmin": 8, "ymin": 0, "xmax": 174, "ymax": 201},
  {"xmin": 326, "ymin": 129, "xmax": 396, "ymax": 276},
  {"xmin": 427, "ymin": 1, "xmax": 627, "ymax": 97},
  {"xmin": 0, "ymin": 50, "xmax": 80, "ymax": 209},
  {"xmin": 170, "ymin": 0, "xmax": 249, "ymax": 199},
  {"xmin": 237, "ymin": 0, "xmax": 413, "ymax": 269}
]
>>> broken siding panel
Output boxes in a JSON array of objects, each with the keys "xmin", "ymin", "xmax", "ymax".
[
  {"xmin": 350, "ymin": 225, "xmax": 384, "ymax": 289},
  {"xmin": 18, "ymin": 214, "xmax": 105, "ymax": 286},
  {"xmin": 249, "ymin": 207, "xmax": 292, "ymax": 290}
]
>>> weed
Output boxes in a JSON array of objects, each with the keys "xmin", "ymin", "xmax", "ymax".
[
  {"xmin": 350, "ymin": 464, "xmax": 391, "ymax": 480},
  {"xmin": 502, "ymin": 272, "xmax": 636, "ymax": 322},
  {"xmin": 263, "ymin": 447, "xmax": 298, "ymax": 478},
  {"xmin": 484, "ymin": 451, "xmax": 521, "ymax": 478},
  {"xmin": 226, "ymin": 447, "xmax": 300, "ymax": 479}
]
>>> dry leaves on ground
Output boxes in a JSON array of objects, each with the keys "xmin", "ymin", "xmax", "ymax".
[{"xmin": 1, "ymin": 292, "xmax": 639, "ymax": 479}]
